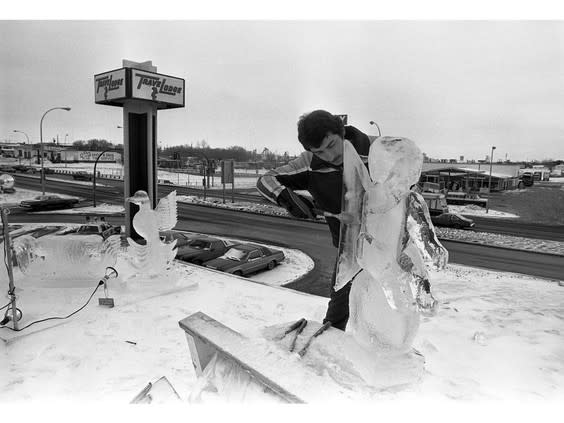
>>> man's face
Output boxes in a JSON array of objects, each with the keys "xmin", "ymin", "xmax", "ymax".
[{"xmin": 308, "ymin": 133, "xmax": 344, "ymax": 166}]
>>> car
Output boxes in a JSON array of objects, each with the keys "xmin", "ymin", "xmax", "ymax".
[
  {"xmin": 204, "ymin": 243, "xmax": 285, "ymax": 276},
  {"xmin": 20, "ymin": 194, "xmax": 80, "ymax": 211},
  {"xmin": 73, "ymin": 171, "xmax": 93, "ymax": 181},
  {"xmin": 66, "ymin": 219, "xmax": 121, "ymax": 240},
  {"xmin": 160, "ymin": 230, "xmax": 195, "ymax": 249},
  {"xmin": 0, "ymin": 165, "xmax": 16, "ymax": 173},
  {"xmin": 431, "ymin": 213, "xmax": 475, "ymax": 229},
  {"xmin": 175, "ymin": 236, "xmax": 238, "ymax": 265},
  {"xmin": 12, "ymin": 164, "xmax": 35, "ymax": 173}
]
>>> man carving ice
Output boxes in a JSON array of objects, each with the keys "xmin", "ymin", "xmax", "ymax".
[
  {"xmin": 257, "ymin": 110, "xmax": 372, "ymax": 330},
  {"xmin": 257, "ymin": 110, "xmax": 446, "ymax": 341}
]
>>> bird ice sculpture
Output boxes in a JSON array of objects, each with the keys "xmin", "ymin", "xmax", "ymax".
[
  {"xmin": 336, "ymin": 137, "xmax": 448, "ymax": 353},
  {"xmin": 125, "ymin": 190, "xmax": 178, "ymax": 277}
]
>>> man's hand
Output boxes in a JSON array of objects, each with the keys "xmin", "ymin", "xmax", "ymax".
[{"xmin": 277, "ymin": 188, "xmax": 316, "ymax": 219}]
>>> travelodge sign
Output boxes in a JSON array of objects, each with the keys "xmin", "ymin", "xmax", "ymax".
[{"xmin": 94, "ymin": 67, "xmax": 185, "ymax": 109}]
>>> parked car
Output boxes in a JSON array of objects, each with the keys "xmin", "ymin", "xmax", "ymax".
[
  {"xmin": 20, "ymin": 194, "xmax": 79, "ymax": 211},
  {"xmin": 204, "ymin": 243, "xmax": 285, "ymax": 276},
  {"xmin": 160, "ymin": 230, "xmax": 195, "ymax": 249},
  {"xmin": 73, "ymin": 171, "xmax": 93, "ymax": 181},
  {"xmin": 175, "ymin": 236, "xmax": 238, "ymax": 265},
  {"xmin": 431, "ymin": 213, "xmax": 475, "ymax": 229},
  {"xmin": 66, "ymin": 220, "xmax": 121, "ymax": 240}
]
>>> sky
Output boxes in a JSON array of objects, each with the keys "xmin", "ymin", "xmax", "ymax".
[{"xmin": 1, "ymin": 17, "xmax": 563, "ymax": 161}]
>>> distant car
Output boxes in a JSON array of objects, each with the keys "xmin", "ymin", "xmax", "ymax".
[
  {"xmin": 204, "ymin": 243, "xmax": 285, "ymax": 276},
  {"xmin": 67, "ymin": 221, "xmax": 121, "ymax": 240},
  {"xmin": 431, "ymin": 213, "xmax": 475, "ymax": 229},
  {"xmin": 12, "ymin": 164, "xmax": 35, "ymax": 173},
  {"xmin": 72, "ymin": 171, "xmax": 93, "ymax": 181},
  {"xmin": 20, "ymin": 194, "xmax": 79, "ymax": 211},
  {"xmin": 0, "ymin": 166, "xmax": 16, "ymax": 173},
  {"xmin": 175, "ymin": 236, "xmax": 238, "ymax": 265}
]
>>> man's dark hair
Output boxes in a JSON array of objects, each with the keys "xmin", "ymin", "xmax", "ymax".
[{"xmin": 297, "ymin": 110, "xmax": 345, "ymax": 150}]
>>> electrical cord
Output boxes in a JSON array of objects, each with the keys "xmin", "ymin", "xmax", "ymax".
[
  {"xmin": 0, "ymin": 280, "xmax": 104, "ymax": 332},
  {"xmin": 0, "ymin": 301, "xmax": 11, "ymax": 311}
]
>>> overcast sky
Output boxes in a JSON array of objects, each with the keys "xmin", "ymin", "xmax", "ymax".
[{"xmin": 1, "ymin": 20, "xmax": 563, "ymax": 161}]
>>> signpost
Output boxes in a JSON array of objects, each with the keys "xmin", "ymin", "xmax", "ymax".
[
  {"xmin": 94, "ymin": 60, "xmax": 185, "ymax": 239},
  {"xmin": 221, "ymin": 160, "xmax": 235, "ymax": 203},
  {"xmin": 336, "ymin": 114, "xmax": 348, "ymax": 125}
]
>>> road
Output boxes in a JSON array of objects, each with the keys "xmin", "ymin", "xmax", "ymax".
[
  {"xmin": 469, "ymin": 216, "xmax": 564, "ymax": 242},
  {"xmin": 14, "ymin": 173, "xmax": 564, "ymax": 241},
  {"xmin": 8, "ymin": 176, "xmax": 564, "ymax": 297}
]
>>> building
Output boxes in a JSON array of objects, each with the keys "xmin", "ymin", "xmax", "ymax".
[
  {"xmin": 519, "ymin": 166, "xmax": 550, "ymax": 181},
  {"xmin": 419, "ymin": 165, "xmax": 519, "ymax": 192}
]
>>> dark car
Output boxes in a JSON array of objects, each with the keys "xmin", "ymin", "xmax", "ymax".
[
  {"xmin": 12, "ymin": 164, "xmax": 35, "ymax": 173},
  {"xmin": 204, "ymin": 243, "xmax": 285, "ymax": 276},
  {"xmin": 431, "ymin": 213, "xmax": 475, "ymax": 229},
  {"xmin": 0, "ymin": 165, "xmax": 16, "ymax": 173},
  {"xmin": 160, "ymin": 230, "xmax": 195, "ymax": 249},
  {"xmin": 20, "ymin": 194, "xmax": 79, "ymax": 211},
  {"xmin": 66, "ymin": 221, "xmax": 121, "ymax": 240},
  {"xmin": 73, "ymin": 171, "xmax": 93, "ymax": 181},
  {"xmin": 174, "ymin": 236, "xmax": 237, "ymax": 265}
]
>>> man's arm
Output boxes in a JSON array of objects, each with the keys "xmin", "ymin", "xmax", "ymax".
[
  {"xmin": 256, "ymin": 151, "xmax": 312, "ymax": 204},
  {"xmin": 256, "ymin": 152, "xmax": 316, "ymax": 218}
]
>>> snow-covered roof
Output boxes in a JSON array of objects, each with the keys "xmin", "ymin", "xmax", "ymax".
[{"xmin": 422, "ymin": 166, "xmax": 516, "ymax": 179}]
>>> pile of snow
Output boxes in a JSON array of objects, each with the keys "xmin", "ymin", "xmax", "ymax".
[{"xmin": 448, "ymin": 204, "xmax": 519, "ymax": 218}]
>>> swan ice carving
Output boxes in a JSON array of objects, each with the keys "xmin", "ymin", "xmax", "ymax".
[{"xmin": 125, "ymin": 190, "xmax": 178, "ymax": 277}]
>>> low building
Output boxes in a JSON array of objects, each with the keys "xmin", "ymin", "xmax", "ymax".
[
  {"xmin": 419, "ymin": 166, "xmax": 519, "ymax": 192},
  {"xmin": 519, "ymin": 166, "xmax": 550, "ymax": 181}
]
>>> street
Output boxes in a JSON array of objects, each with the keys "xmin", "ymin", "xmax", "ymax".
[{"xmin": 8, "ymin": 176, "xmax": 564, "ymax": 297}]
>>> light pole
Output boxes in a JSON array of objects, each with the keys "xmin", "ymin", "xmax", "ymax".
[
  {"xmin": 486, "ymin": 146, "xmax": 496, "ymax": 214},
  {"xmin": 93, "ymin": 149, "xmax": 113, "ymax": 207},
  {"xmin": 13, "ymin": 130, "xmax": 30, "ymax": 164},
  {"xmin": 40, "ymin": 107, "xmax": 71, "ymax": 195},
  {"xmin": 369, "ymin": 121, "xmax": 382, "ymax": 137}
]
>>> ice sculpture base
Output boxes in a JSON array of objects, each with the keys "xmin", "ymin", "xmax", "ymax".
[
  {"xmin": 264, "ymin": 320, "xmax": 425, "ymax": 393},
  {"xmin": 180, "ymin": 312, "xmax": 424, "ymax": 403}
]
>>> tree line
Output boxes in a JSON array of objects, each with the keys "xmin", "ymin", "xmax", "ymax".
[{"xmin": 72, "ymin": 139, "xmax": 289, "ymax": 162}]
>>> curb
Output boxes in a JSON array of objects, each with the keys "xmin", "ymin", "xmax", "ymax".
[{"xmin": 437, "ymin": 237, "xmax": 564, "ymax": 258}]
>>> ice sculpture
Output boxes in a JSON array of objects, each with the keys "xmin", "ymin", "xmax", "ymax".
[
  {"xmin": 12, "ymin": 230, "xmax": 121, "ymax": 282},
  {"xmin": 125, "ymin": 190, "xmax": 178, "ymax": 278},
  {"xmin": 336, "ymin": 137, "xmax": 447, "ymax": 353}
]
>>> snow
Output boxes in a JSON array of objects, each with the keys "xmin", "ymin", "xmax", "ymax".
[
  {"xmin": 448, "ymin": 204, "xmax": 519, "ymax": 218},
  {"xmin": 2, "ymin": 182, "xmax": 563, "ymax": 405},
  {"xmin": 2, "ymin": 255, "xmax": 562, "ymax": 403}
]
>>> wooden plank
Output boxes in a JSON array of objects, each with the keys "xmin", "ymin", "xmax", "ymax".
[{"xmin": 178, "ymin": 312, "xmax": 360, "ymax": 403}]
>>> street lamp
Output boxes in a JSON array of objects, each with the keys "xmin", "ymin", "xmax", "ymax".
[
  {"xmin": 93, "ymin": 149, "xmax": 114, "ymax": 207},
  {"xmin": 40, "ymin": 107, "xmax": 71, "ymax": 195},
  {"xmin": 13, "ymin": 129, "xmax": 29, "ymax": 144},
  {"xmin": 486, "ymin": 146, "xmax": 496, "ymax": 214},
  {"xmin": 13, "ymin": 130, "xmax": 30, "ymax": 164},
  {"xmin": 369, "ymin": 121, "xmax": 382, "ymax": 137}
]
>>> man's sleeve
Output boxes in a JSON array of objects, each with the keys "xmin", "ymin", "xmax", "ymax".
[{"xmin": 256, "ymin": 152, "xmax": 312, "ymax": 204}]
